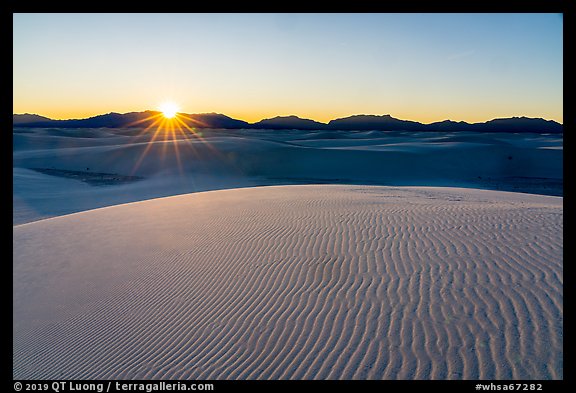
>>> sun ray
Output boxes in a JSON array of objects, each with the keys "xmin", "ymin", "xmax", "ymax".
[
  {"xmin": 172, "ymin": 115, "xmax": 223, "ymax": 157},
  {"xmin": 127, "ymin": 104, "xmax": 228, "ymax": 177},
  {"xmin": 171, "ymin": 119, "xmax": 184, "ymax": 175},
  {"xmin": 130, "ymin": 116, "xmax": 168, "ymax": 175}
]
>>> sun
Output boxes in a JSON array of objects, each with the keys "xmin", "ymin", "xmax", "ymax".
[{"xmin": 159, "ymin": 102, "xmax": 179, "ymax": 119}]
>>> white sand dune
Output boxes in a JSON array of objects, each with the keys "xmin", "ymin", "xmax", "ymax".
[
  {"xmin": 13, "ymin": 128, "xmax": 562, "ymax": 225},
  {"xmin": 13, "ymin": 185, "xmax": 563, "ymax": 380},
  {"xmin": 13, "ymin": 127, "xmax": 563, "ymax": 379}
]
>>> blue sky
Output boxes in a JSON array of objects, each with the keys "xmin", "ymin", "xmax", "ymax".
[{"xmin": 13, "ymin": 13, "xmax": 563, "ymax": 123}]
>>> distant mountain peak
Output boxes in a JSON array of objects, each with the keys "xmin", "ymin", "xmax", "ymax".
[
  {"xmin": 338, "ymin": 114, "xmax": 393, "ymax": 119},
  {"xmin": 13, "ymin": 113, "xmax": 53, "ymax": 124},
  {"xmin": 12, "ymin": 111, "xmax": 562, "ymax": 133},
  {"xmin": 253, "ymin": 115, "xmax": 326, "ymax": 130},
  {"xmin": 276, "ymin": 115, "xmax": 302, "ymax": 119}
]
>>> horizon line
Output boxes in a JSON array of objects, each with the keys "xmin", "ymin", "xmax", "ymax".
[{"xmin": 13, "ymin": 110, "xmax": 563, "ymax": 125}]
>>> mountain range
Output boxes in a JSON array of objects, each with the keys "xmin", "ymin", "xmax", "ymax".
[{"xmin": 13, "ymin": 111, "xmax": 563, "ymax": 133}]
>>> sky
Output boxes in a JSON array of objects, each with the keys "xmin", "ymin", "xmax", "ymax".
[{"xmin": 13, "ymin": 13, "xmax": 563, "ymax": 124}]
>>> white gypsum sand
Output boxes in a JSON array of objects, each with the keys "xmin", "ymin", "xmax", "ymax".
[
  {"xmin": 13, "ymin": 185, "xmax": 563, "ymax": 380},
  {"xmin": 12, "ymin": 128, "xmax": 563, "ymax": 225}
]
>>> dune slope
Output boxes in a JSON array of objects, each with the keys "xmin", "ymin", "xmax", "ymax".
[{"xmin": 13, "ymin": 185, "xmax": 562, "ymax": 380}]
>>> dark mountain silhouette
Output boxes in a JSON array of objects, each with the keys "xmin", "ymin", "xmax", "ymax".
[
  {"xmin": 414, "ymin": 117, "xmax": 563, "ymax": 133},
  {"xmin": 13, "ymin": 111, "xmax": 154, "ymax": 128},
  {"xmin": 327, "ymin": 114, "xmax": 424, "ymax": 131},
  {"xmin": 426, "ymin": 120, "xmax": 473, "ymax": 131},
  {"xmin": 325, "ymin": 114, "xmax": 562, "ymax": 133},
  {"xmin": 469, "ymin": 117, "xmax": 563, "ymax": 133},
  {"xmin": 252, "ymin": 115, "xmax": 327, "ymax": 130},
  {"xmin": 13, "ymin": 113, "xmax": 52, "ymax": 124},
  {"xmin": 12, "ymin": 111, "xmax": 250, "ymax": 130},
  {"xmin": 13, "ymin": 111, "xmax": 563, "ymax": 133},
  {"xmin": 179, "ymin": 112, "xmax": 250, "ymax": 129}
]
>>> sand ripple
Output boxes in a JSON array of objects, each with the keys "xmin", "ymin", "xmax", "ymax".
[{"xmin": 13, "ymin": 185, "xmax": 563, "ymax": 379}]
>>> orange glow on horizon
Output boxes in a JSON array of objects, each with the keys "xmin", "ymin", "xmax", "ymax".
[{"xmin": 11, "ymin": 106, "xmax": 564, "ymax": 125}]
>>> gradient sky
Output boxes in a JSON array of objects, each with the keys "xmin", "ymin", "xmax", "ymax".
[{"xmin": 13, "ymin": 13, "xmax": 563, "ymax": 123}]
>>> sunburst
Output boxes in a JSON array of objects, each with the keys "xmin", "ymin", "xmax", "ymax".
[
  {"xmin": 126, "ymin": 104, "xmax": 221, "ymax": 176},
  {"xmin": 159, "ymin": 102, "xmax": 179, "ymax": 119}
]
